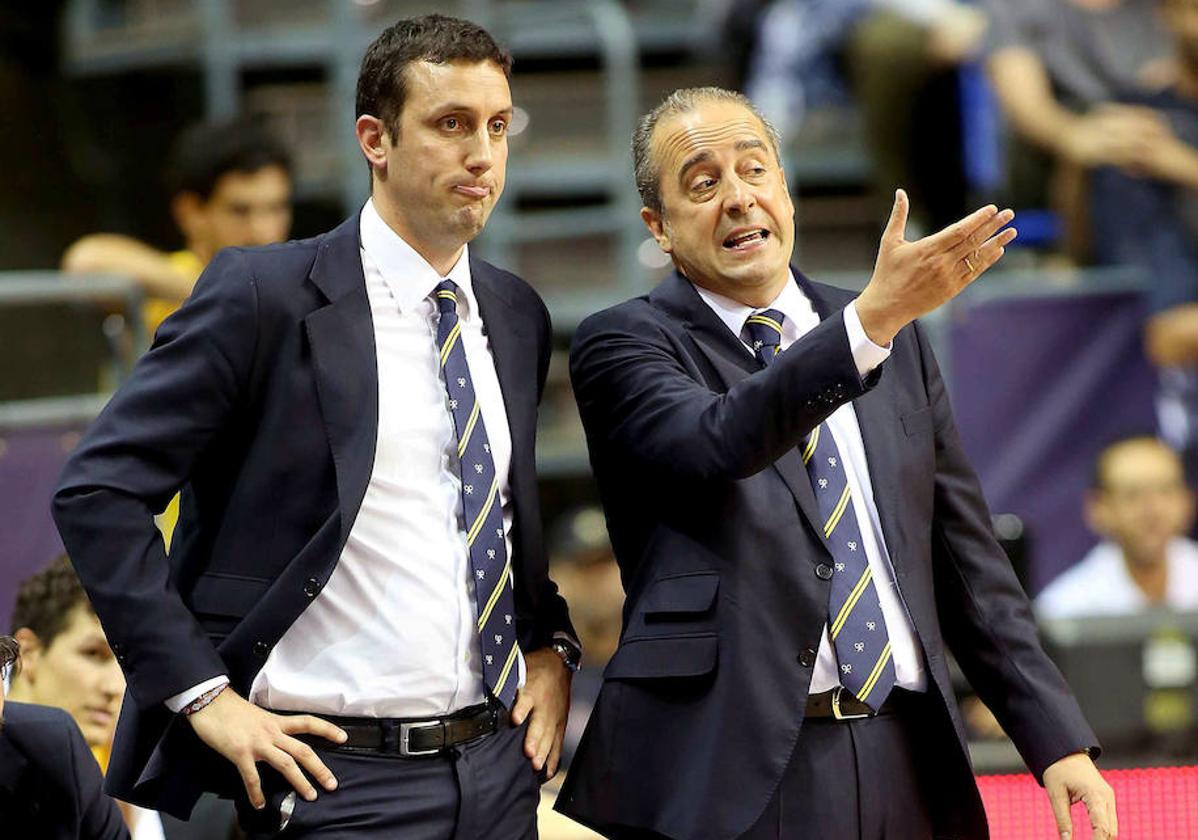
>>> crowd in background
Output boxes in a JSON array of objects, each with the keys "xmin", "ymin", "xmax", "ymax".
[{"xmin": 4, "ymin": 1, "xmax": 1198, "ymax": 837}]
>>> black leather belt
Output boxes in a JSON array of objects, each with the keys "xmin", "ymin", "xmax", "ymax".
[
  {"xmin": 805, "ymin": 686, "xmax": 911, "ymax": 720},
  {"xmin": 286, "ymin": 702, "xmax": 500, "ymax": 758}
]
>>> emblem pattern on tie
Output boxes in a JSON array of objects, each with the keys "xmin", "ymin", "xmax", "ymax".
[
  {"xmin": 742, "ymin": 309, "xmax": 896, "ymax": 710},
  {"xmin": 434, "ymin": 279, "xmax": 519, "ymax": 708}
]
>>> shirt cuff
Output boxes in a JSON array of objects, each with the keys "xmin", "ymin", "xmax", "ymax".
[
  {"xmin": 845, "ymin": 302, "xmax": 892, "ymax": 377},
  {"xmin": 165, "ymin": 675, "xmax": 230, "ymax": 713}
]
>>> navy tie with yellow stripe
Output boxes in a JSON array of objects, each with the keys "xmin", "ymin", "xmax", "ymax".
[
  {"xmin": 435, "ymin": 279, "xmax": 520, "ymax": 709},
  {"xmin": 742, "ymin": 309, "xmax": 895, "ymax": 710}
]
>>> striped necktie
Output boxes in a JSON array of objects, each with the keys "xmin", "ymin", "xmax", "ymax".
[
  {"xmin": 742, "ymin": 309, "xmax": 896, "ymax": 711},
  {"xmin": 434, "ymin": 279, "xmax": 520, "ymax": 709}
]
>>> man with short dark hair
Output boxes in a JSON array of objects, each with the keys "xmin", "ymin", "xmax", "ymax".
[
  {"xmin": 1037, "ymin": 436, "xmax": 1198, "ymax": 617},
  {"xmin": 0, "ymin": 634, "xmax": 130, "ymax": 839},
  {"xmin": 54, "ymin": 14, "xmax": 577, "ymax": 838},
  {"xmin": 61, "ymin": 118, "xmax": 293, "ymax": 335},
  {"xmin": 557, "ymin": 86, "xmax": 1115, "ymax": 840}
]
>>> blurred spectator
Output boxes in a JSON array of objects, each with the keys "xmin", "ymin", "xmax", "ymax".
[
  {"xmin": 0, "ymin": 633, "xmax": 129, "ymax": 839},
  {"xmin": 546, "ymin": 507, "xmax": 624, "ymax": 767},
  {"xmin": 8, "ymin": 555, "xmax": 124, "ymax": 765},
  {"xmin": 743, "ymin": 0, "xmax": 988, "ymax": 229},
  {"xmin": 984, "ymin": 0, "xmax": 1172, "ymax": 256},
  {"xmin": 1088, "ymin": 0, "xmax": 1198, "ymax": 477},
  {"xmin": 61, "ymin": 118, "xmax": 293, "ymax": 336},
  {"xmin": 7, "ymin": 557, "xmax": 241, "ymax": 839},
  {"xmin": 1037, "ymin": 436, "xmax": 1198, "ymax": 617}
]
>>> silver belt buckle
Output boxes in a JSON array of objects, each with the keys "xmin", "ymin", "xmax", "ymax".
[
  {"xmin": 831, "ymin": 686, "xmax": 872, "ymax": 721},
  {"xmin": 398, "ymin": 720, "xmax": 443, "ymax": 756}
]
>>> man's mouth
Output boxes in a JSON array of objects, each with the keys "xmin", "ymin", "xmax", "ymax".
[
  {"xmin": 453, "ymin": 184, "xmax": 491, "ymax": 199},
  {"xmin": 722, "ymin": 229, "xmax": 770, "ymax": 250}
]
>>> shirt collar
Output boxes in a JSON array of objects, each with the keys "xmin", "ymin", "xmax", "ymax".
[
  {"xmin": 691, "ymin": 269, "xmax": 816, "ymax": 350},
  {"xmin": 359, "ymin": 198, "xmax": 477, "ymax": 319}
]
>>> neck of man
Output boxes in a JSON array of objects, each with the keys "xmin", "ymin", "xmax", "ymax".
[
  {"xmin": 371, "ymin": 191, "xmax": 465, "ymax": 277},
  {"xmin": 185, "ymin": 238, "xmax": 215, "ymax": 267},
  {"xmin": 4, "ymin": 679, "xmax": 33, "ymax": 704},
  {"xmin": 683, "ymin": 266, "xmax": 792, "ymax": 310},
  {"xmin": 1122, "ymin": 544, "xmax": 1170, "ymax": 603}
]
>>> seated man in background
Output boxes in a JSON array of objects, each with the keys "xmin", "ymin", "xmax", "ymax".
[
  {"xmin": 0, "ymin": 633, "xmax": 130, "ymax": 839},
  {"xmin": 1037, "ymin": 436, "xmax": 1198, "ymax": 617},
  {"xmin": 984, "ymin": 0, "xmax": 1171, "ymax": 256},
  {"xmin": 8, "ymin": 556, "xmax": 241, "ymax": 839},
  {"xmin": 61, "ymin": 118, "xmax": 293, "ymax": 336},
  {"xmin": 8, "ymin": 555, "xmax": 125, "ymax": 770}
]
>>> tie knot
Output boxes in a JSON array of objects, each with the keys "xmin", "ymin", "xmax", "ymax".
[
  {"xmin": 743, "ymin": 309, "xmax": 786, "ymax": 364},
  {"xmin": 434, "ymin": 279, "xmax": 460, "ymax": 316}
]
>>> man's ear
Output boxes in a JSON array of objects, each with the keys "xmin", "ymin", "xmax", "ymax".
[
  {"xmin": 356, "ymin": 115, "xmax": 390, "ymax": 176},
  {"xmin": 12, "ymin": 628, "xmax": 41, "ymax": 683},
  {"xmin": 170, "ymin": 192, "xmax": 204, "ymax": 241},
  {"xmin": 641, "ymin": 206, "xmax": 671, "ymax": 254}
]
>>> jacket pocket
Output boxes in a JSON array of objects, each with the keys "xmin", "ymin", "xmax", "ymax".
[
  {"xmin": 188, "ymin": 572, "xmax": 270, "ymax": 619},
  {"xmin": 642, "ymin": 571, "xmax": 719, "ymax": 620},
  {"xmin": 901, "ymin": 405, "xmax": 933, "ymax": 437},
  {"xmin": 603, "ymin": 633, "xmax": 718, "ymax": 680}
]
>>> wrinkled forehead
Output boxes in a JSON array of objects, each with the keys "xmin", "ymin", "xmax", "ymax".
[{"xmin": 652, "ymin": 102, "xmax": 773, "ymax": 175}]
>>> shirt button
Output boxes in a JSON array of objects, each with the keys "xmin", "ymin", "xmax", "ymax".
[
  {"xmin": 798, "ymin": 649, "xmax": 817, "ymax": 668},
  {"xmin": 253, "ymin": 641, "xmax": 270, "ymax": 658},
  {"xmin": 815, "ymin": 563, "xmax": 834, "ymax": 580},
  {"xmin": 303, "ymin": 577, "xmax": 321, "ymax": 598}
]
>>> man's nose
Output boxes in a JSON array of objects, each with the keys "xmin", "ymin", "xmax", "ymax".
[
  {"xmin": 722, "ymin": 179, "xmax": 755, "ymax": 215},
  {"xmin": 465, "ymin": 126, "xmax": 494, "ymax": 175}
]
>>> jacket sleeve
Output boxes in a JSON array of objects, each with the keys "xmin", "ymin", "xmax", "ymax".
[
  {"xmin": 528, "ymin": 293, "xmax": 579, "ymax": 652},
  {"xmin": 52, "ymin": 249, "xmax": 260, "ymax": 710},
  {"xmin": 569, "ymin": 303, "xmax": 875, "ymax": 481},
  {"xmin": 916, "ymin": 321, "xmax": 1100, "ymax": 780}
]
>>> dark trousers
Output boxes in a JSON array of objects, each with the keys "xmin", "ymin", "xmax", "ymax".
[
  {"xmin": 612, "ymin": 690, "xmax": 943, "ymax": 840},
  {"xmin": 739, "ymin": 691, "xmax": 937, "ymax": 840},
  {"xmin": 235, "ymin": 718, "xmax": 541, "ymax": 840}
]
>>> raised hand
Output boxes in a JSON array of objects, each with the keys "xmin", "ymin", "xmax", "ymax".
[
  {"xmin": 186, "ymin": 687, "xmax": 347, "ymax": 810},
  {"xmin": 855, "ymin": 189, "xmax": 1017, "ymax": 346}
]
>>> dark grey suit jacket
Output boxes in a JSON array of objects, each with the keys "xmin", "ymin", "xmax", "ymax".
[{"xmin": 556, "ymin": 270, "xmax": 1098, "ymax": 840}]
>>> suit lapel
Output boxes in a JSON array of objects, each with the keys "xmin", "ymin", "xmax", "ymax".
[
  {"xmin": 469, "ymin": 257, "xmax": 536, "ymax": 458},
  {"xmin": 304, "ymin": 214, "xmax": 379, "ymax": 543},
  {"xmin": 652, "ymin": 273, "xmax": 824, "ymax": 529}
]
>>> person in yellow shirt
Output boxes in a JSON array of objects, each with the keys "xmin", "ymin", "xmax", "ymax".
[{"xmin": 62, "ymin": 118, "xmax": 294, "ymax": 336}]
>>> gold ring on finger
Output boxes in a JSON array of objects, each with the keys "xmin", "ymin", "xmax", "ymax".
[{"xmin": 964, "ymin": 256, "xmax": 976, "ymax": 274}]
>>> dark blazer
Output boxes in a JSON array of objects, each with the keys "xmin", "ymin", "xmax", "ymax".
[
  {"xmin": 52, "ymin": 214, "xmax": 574, "ymax": 819},
  {"xmin": 0, "ymin": 701, "xmax": 129, "ymax": 840},
  {"xmin": 555, "ymin": 271, "xmax": 1097, "ymax": 840}
]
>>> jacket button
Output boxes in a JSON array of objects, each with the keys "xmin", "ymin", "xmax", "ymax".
[
  {"xmin": 303, "ymin": 577, "xmax": 321, "ymax": 598},
  {"xmin": 798, "ymin": 649, "xmax": 816, "ymax": 668},
  {"xmin": 815, "ymin": 563, "xmax": 834, "ymax": 580},
  {"xmin": 253, "ymin": 641, "xmax": 270, "ymax": 658}
]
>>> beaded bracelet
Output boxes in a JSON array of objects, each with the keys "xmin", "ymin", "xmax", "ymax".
[{"xmin": 181, "ymin": 682, "xmax": 229, "ymax": 717}]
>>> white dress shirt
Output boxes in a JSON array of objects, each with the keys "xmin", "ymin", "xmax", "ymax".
[
  {"xmin": 693, "ymin": 274, "xmax": 927, "ymax": 694},
  {"xmin": 168, "ymin": 199, "xmax": 523, "ymax": 716},
  {"xmin": 1035, "ymin": 538, "xmax": 1198, "ymax": 619}
]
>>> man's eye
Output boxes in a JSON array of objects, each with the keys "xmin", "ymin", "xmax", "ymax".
[
  {"xmin": 490, "ymin": 120, "xmax": 508, "ymax": 135},
  {"xmin": 693, "ymin": 178, "xmax": 717, "ymax": 191},
  {"xmin": 443, "ymin": 117, "xmax": 461, "ymax": 130}
]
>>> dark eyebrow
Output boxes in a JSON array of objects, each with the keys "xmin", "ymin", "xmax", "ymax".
[
  {"xmin": 679, "ymin": 150, "xmax": 713, "ymax": 177},
  {"xmin": 435, "ymin": 104, "xmax": 514, "ymax": 117}
]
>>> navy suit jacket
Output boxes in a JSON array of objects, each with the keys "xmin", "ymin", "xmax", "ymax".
[
  {"xmin": 555, "ymin": 271, "xmax": 1097, "ymax": 840},
  {"xmin": 52, "ymin": 214, "xmax": 574, "ymax": 818},
  {"xmin": 0, "ymin": 701, "xmax": 129, "ymax": 840}
]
